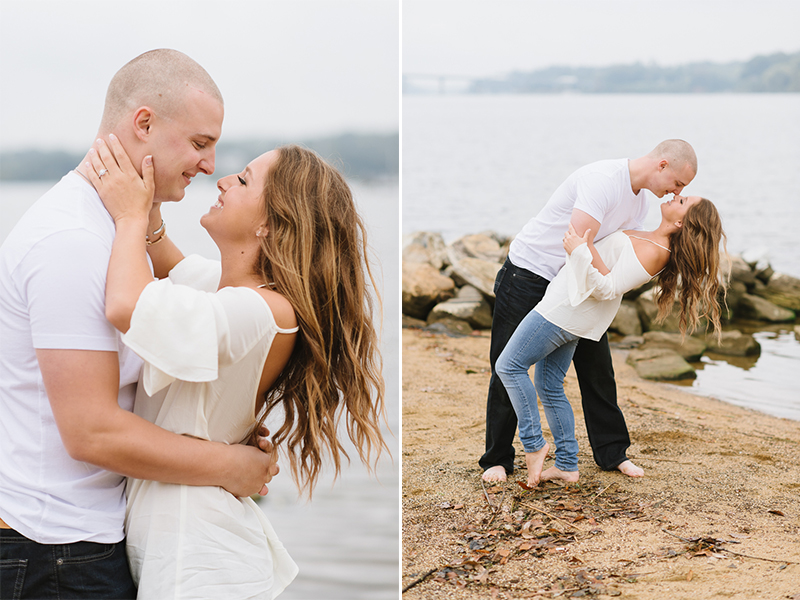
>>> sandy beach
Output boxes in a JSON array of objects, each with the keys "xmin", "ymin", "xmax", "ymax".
[{"xmin": 402, "ymin": 327, "xmax": 800, "ymax": 600}]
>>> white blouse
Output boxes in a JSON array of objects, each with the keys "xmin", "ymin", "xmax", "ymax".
[
  {"xmin": 121, "ymin": 255, "xmax": 298, "ymax": 599},
  {"xmin": 535, "ymin": 231, "xmax": 655, "ymax": 341}
]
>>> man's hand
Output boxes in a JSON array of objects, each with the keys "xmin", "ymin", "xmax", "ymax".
[
  {"xmin": 250, "ymin": 424, "xmax": 275, "ymax": 454},
  {"xmin": 252, "ymin": 425, "xmax": 279, "ymax": 496},
  {"xmin": 222, "ymin": 443, "xmax": 280, "ymax": 497}
]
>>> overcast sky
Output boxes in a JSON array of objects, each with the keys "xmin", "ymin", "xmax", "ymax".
[
  {"xmin": 0, "ymin": 0, "xmax": 399, "ymax": 151},
  {"xmin": 403, "ymin": 0, "xmax": 800, "ymax": 77},
  {"xmin": 3, "ymin": 1, "xmax": 798, "ymax": 151}
]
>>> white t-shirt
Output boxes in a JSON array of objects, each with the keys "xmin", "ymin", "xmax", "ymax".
[
  {"xmin": 0, "ymin": 172, "xmax": 143, "ymax": 544},
  {"xmin": 535, "ymin": 231, "xmax": 655, "ymax": 341},
  {"xmin": 508, "ymin": 159, "xmax": 648, "ymax": 280}
]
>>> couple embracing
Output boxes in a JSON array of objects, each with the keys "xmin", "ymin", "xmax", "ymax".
[
  {"xmin": 0, "ymin": 49, "xmax": 386, "ymax": 599},
  {"xmin": 481, "ymin": 139, "xmax": 726, "ymax": 488}
]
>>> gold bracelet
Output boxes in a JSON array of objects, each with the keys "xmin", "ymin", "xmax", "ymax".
[{"xmin": 146, "ymin": 220, "xmax": 166, "ymax": 246}]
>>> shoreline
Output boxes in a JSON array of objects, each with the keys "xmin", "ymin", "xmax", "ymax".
[
  {"xmin": 402, "ymin": 327, "xmax": 800, "ymax": 600},
  {"xmin": 608, "ymin": 326, "xmax": 800, "ymax": 424}
]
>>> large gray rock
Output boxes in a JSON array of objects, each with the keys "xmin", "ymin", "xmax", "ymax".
[
  {"xmin": 611, "ymin": 335, "xmax": 644, "ymax": 350},
  {"xmin": 724, "ymin": 281, "xmax": 747, "ymax": 320},
  {"xmin": 722, "ymin": 253, "xmax": 756, "ymax": 287},
  {"xmin": 446, "ymin": 233, "xmax": 505, "ymax": 265},
  {"xmin": 752, "ymin": 272, "xmax": 800, "ymax": 311},
  {"xmin": 427, "ymin": 285, "xmax": 493, "ymax": 329},
  {"xmin": 755, "ymin": 264, "xmax": 774, "ymax": 284},
  {"xmin": 402, "ymin": 314, "xmax": 427, "ymax": 329},
  {"xmin": 640, "ymin": 331, "xmax": 707, "ymax": 362},
  {"xmin": 610, "ymin": 301, "xmax": 642, "ymax": 336},
  {"xmin": 626, "ymin": 348, "xmax": 696, "ymax": 381},
  {"xmin": 635, "ymin": 289, "xmax": 681, "ymax": 333},
  {"xmin": 402, "ymin": 262, "xmax": 455, "ymax": 320},
  {"xmin": 402, "ymin": 231, "xmax": 448, "ymax": 270},
  {"xmin": 740, "ymin": 247, "xmax": 770, "ymax": 270},
  {"xmin": 423, "ymin": 317, "xmax": 473, "ymax": 337},
  {"xmin": 448, "ymin": 257, "xmax": 503, "ymax": 298},
  {"xmin": 477, "ymin": 230, "xmax": 511, "ymax": 247},
  {"xmin": 705, "ymin": 330, "xmax": 761, "ymax": 356},
  {"xmin": 736, "ymin": 293, "xmax": 795, "ymax": 322}
]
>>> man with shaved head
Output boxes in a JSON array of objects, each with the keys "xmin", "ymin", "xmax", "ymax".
[
  {"xmin": 481, "ymin": 140, "xmax": 697, "ymax": 484},
  {"xmin": 0, "ymin": 50, "xmax": 277, "ymax": 598}
]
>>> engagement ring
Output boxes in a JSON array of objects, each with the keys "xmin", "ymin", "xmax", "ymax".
[{"xmin": 98, "ymin": 168, "xmax": 108, "ymax": 177}]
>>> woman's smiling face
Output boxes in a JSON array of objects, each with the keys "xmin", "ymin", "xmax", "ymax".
[
  {"xmin": 661, "ymin": 194, "xmax": 700, "ymax": 225},
  {"xmin": 201, "ymin": 150, "xmax": 278, "ymax": 241}
]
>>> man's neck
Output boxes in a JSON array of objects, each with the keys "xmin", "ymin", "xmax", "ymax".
[{"xmin": 627, "ymin": 156, "xmax": 651, "ymax": 195}]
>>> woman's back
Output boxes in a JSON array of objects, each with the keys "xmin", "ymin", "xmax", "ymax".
[{"xmin": 123, "ymin": 255, "xmax": 298, "ymax": 599}]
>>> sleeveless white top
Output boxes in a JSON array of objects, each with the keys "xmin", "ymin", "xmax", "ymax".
[{"xmin": 121, "ymin": 254, "xmax": 298, "ymax": 599}]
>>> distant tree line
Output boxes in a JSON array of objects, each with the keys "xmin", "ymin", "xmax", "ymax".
[
  {"xmin": 0, "ymin": 132, "xmax": 399, "ymax": 182},
  {"xmin": 468, "ymin": 51, "xmax": 800, "ymax": 94}
]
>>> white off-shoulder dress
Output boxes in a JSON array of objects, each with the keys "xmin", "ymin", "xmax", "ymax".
[
  {"xmin": 535, "ymin": 231, "xmax": 657, "ymax": 341},
  {"xmin": 121, "ymin": 255, "xmax": 298, "ymax": 600}
]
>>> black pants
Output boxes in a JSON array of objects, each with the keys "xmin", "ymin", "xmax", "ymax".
[
  {"xmin": 0, "ymin": 528, "xmax": 136, "ymax": 599},
  {"xmin": 479, "ymin": 258, "xmax": 631, "ymax": 474}
]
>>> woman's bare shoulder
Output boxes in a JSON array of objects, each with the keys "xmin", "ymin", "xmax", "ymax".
[
  {"xmin": 627, "ymin": 236, "xmax": 669, "ymax": 277},
  {"xmin": 252, "ymin": 287, "xmax": 298, "ymax": 332}
]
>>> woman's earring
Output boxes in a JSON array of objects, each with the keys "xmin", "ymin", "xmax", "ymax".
[{"xmin": 256, "ymin": 228, "xmax": 263, "ymax": 238}]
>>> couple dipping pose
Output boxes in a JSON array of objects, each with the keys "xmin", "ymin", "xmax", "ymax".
[
  {"xmin": 481, "ymin": 139, "xmax": 726, "ymax": 488},
  {"xmin": 0, "ymin": 50, "xmax": 385, "ymax": 599}
]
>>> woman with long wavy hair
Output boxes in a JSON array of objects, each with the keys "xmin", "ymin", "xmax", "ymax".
[
  {"xmin": 85, "ymin": 137, "xmax": 386, "ymax": 599},
  {"xmin": 496, "ymin": 195, "xmax": 725, "ymax": 489}
]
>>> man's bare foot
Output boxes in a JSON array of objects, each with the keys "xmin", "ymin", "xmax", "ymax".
[
  {"xmin": 524, "ymin": 441, "xmax": 550, "ymax": 487},
  {"xmin": 482, "ymin": 465, "xmax": 507, "ymax": 482},
  {"xmin": 540, "ymin": 465, "xmax": 579, "ymax": 483},
  {"xmin": 616, "ymin": 459, "xmax": 644, "ymax": 477}
]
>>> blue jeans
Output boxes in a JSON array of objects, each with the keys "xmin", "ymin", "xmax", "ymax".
[
  {"xmin": 0, "ymin": 528, "xmax": 136, "ymax": 599},
  {"xmin": 496, "ymin": 309, "xmax": 580, "ymax": 472},
  {"xmin": 481, "ymin": 258, "xmax": 632, "ymax": 473}
]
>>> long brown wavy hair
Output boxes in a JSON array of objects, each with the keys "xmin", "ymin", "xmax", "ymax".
[
  {"xmin": 251, "ymin": 145, "xmax": 387, "ymax": 497},
  {"xmin": 654, "ymin": 198, "xmax": 727, "ymax": 337}
]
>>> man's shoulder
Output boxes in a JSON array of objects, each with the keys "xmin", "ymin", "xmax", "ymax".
[
  {"xmin": 14, "ymin": 173, "xmax": 111, "ymax": 241},
  {"xmin": 2, "ymin": 174, "xmax": 112, "ymax": 271},
  {"xmin": 574, "ymin": 158, "xmax": 628, "ymax": 178}
]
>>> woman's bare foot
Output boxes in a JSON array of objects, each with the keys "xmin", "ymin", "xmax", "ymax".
[
  {"xmin": 524, "ymin": 442, "xmax": 550, "ymax": 487},
  {"xmin": 616, "ymin": 459, "xmax": 644, "ymax": 477},
  {"xmin": 481, "ymin": 465, "xmax": 507, "ymax": 482},
  {"xmin": 540, "ymin": 466, "xmax": 579, "ymax": 483}
]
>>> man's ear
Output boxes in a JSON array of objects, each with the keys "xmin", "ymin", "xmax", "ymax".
[
  {"xmin": 658, "ymin": 159, "xmax": 669, "ymax": 172},
  {"xmin": 132, "ymin": 107, "xmax": 154, "ymax": 142}
]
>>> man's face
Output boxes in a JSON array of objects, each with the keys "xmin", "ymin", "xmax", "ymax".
[
  {"xmin": 652, "ymin": 161, "xmax": 695, "ymax": 198},
  {"xmin": 148, "ymin": 88, "xmax": 224, "ymax": 203}
]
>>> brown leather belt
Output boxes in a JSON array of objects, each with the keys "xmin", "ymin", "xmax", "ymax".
[{"xmin": 0, "ymin": 516, "xmax": 12, "ymax": 529}]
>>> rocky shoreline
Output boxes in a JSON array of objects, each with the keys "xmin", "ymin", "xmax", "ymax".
[{"xmin": 402, "ymin": 230, "xmax": 800, "ymax": 381}]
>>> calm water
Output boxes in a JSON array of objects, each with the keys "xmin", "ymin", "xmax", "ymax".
[
  {"xmin": 403, "ymin": 93, "xmax": 800, "ymax": 421},
  {"xmin": 0, "ymin": 177, "xmax": 400, "ymax": 599}
]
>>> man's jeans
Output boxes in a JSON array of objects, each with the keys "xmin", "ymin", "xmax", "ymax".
[
  {"xmin": 496, "ymin": 310, "xmax": 581, "ymax": 472},
  {"xmin": 0, "ymin": 528, "xmax": 136, "ymax": 599},
  {"xmin": 479, "ymin": 258, "xmax": 631, "ymax": 474}
]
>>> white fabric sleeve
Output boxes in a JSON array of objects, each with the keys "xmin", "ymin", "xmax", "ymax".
[
  {"xmin": 167, "ymin": 254, "xmax": 222, "ymax": 292},
  {"xmin": 122, "ymin": 281, "xmax": 272, "ymax": 395},
  {"xmin": 565, "ymin": 243, "xmax": 651, "ymax": 305},
  {"xmin": 23, "ymin": 229, "xmax": 118, "ymax": 351},
  {"xmin": 573, "ymin": 172, "xmax": 615, "ymax": 224}
]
